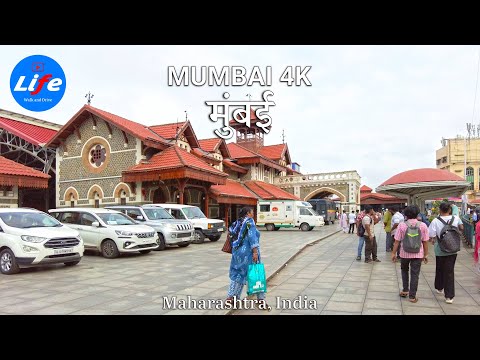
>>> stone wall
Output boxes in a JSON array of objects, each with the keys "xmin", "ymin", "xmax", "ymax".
[{"xmin": 57, "ymin": 114, "xmax": 138, "ymax": 206}]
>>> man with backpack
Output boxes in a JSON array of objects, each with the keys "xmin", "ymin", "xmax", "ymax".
[
  {"xmin": 428, "ymin": 201, "xmax": 464, "ymax": 304},
  {"xmin": 391, "ymin": 205, "xmax": 430, "ymax": 303},
  {"xmin": 362, "ymin": 205, "xmax": 380, "ymax": 263}
]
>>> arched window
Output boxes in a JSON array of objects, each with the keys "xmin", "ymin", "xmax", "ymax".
[{"xmin": 466, "ymin": 167, "xmax": 474, "ymax": 190}]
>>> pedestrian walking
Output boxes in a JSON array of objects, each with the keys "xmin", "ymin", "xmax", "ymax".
[
  {"xmin": 363, "ymin": 205, "xmax": 380, "ymax": 263},
  {"xmin": 356, "ymin": 210, "xmax": 366, "ymax": 261},
  {"xmin": 390, "ymin": 205, "xmax": 404, "ymax": 259},
  {"xmin": 383, "ymin": 207, "xmax": 393, "ymax": 251},
  {"xmin": 348, "ymin": 210, "xmax": 356, "ymax": 234},
  {"xmin": 391, "ymin": 205, "xmax": 429, "ymax": 303},
  {"xmin": 428, "ymin": 202, "xmax": 464, "ymax": 304},
  {"xmin": 340, "ymin": 210, "xmax": 348, "ymax": 233},
  {"xmin": 226, "ymin": 207, "xmax": 268, "ymax": 309}
]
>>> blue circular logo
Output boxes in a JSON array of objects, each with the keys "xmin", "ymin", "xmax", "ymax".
[{"xmin": 10, "ymin": 55, "xmax": 66, "ymax": 112}]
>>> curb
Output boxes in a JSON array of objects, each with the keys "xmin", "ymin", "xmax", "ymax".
[{"xmin": 225, "ymin": 229, "xmax": 342, "ymax": 315}]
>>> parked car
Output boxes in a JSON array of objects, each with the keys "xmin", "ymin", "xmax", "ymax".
[
  {"xmin": 49, "ymin": 208, "xmax": 158, "ymax": 258},
  {"xmin": 105, "ymin": 205, "xmax": 194, "ymax": 250},
  {"xmin": 0, "ymin": 208, "xmax": 84, "ymax": 275},
  {"xmin": 152, "ymin": 204, "xmax": 226, "ymax": 243}
]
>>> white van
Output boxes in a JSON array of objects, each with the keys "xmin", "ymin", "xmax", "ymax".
[
  {"xmin": 49, "ymin": 208, "xmax": 158, "ymax": 258},
  {"xmin": 152, "ymin": 204, "xmax": 226, "ymax": 243},
  {"xmin": 0, "ymin": 208, "xmax": 84, "ymax": 275},
  {"xmin": 257, "ymin": 200, "xmax": 325, "ymax": 231}
]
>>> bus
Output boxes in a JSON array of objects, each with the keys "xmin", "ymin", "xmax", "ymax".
[{"xmin": 308, "ymin": 199, "xmax": 336, "ymax": 225}]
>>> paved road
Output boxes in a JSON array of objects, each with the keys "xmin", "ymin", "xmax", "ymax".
[
  {"xmin": 233, "ymin": 227, "xmax": 480, "ymax": 315},
  {"xmin": 0, "ymin": 225, "xmax": 337, "ymax": 315}
]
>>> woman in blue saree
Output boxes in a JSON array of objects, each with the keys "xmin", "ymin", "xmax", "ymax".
[{"xmin": 226, "ymin": 207, "xmax": 266, "ymax": 306}]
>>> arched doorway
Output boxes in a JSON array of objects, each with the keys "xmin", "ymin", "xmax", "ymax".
[{"xmin": 153, "ymin": 188, "xmax": 166, "ymax": 203}]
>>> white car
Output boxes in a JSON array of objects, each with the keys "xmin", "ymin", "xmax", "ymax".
[
  {"xmin": 0, "ymin": 208, "xmax": 84, "ymax": 275},
  {"xmin": 152, "ymin": 204, "xmax": 226, "ymax": 243},
  {"xmin": 49, "ymin": 208, "xmax": 158, "ymax": 258}
]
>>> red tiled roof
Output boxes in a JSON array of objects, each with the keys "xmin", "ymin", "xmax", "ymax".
[
  {"xmin": 360, "ymin": 185, "xmax": 372, "ymax": 192},
  {"xmin": 223, "ymin": 159, "xmax": 248, "ymax": 174},
  {"xmin": 0, "ymin": 156, "xmax": 50, "ymax": 179},
  {"xmin": 361, "ymin": 193, "xmax": 403, "ymax": 201},
  {"xmin": 244, "ymin": 181, "xmax": 299, "ymax": 200},
  {"xmin": 210, "ymin": 179, "xmax": 258, "ymax": 199},
  {"xmin": 380, "ymin": 168, "xmax": 465, "ymax": 186},
  {"xmin": 259, "ymin": 144, "xmax": 286, "ymax": 160},
  {"xmin": 198, "ymin": 138, "xmax": 222, "ymax": 152},
  {"xmin": 149, "ymin": 122, "xmax": 187, "ymax": 139},
  {"xmin": 89, "ymin": 106, "xmax": 164, "ymax": 143},
  {"xmin": 0, "ymin": 156, "xmax": 50, "ymax": 188},
  {"xmin": 227, "ymin": 143, "xmax": 257, "ymax": 158},
  {"xmin": 0, "ymin": 116, "xmax": 57, "ymax": 146},
  {"xmin": 47, "ymin": 105, "xmax": 168, "ymax": 149},
  {"xmin": 191, "ymin": 148, "xmax": 220, "ymax": 163},
  {"xmin": 125, "ymin": 146, "xmax": 227, "ymax": 176}
]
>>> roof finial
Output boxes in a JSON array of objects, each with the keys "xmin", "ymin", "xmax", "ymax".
[
  {"xmin": 85, "ymin": 91, "xmax": 94, "ymax": 105},
  {"xmin": 282, "ymin": 129, "xmax": 286, "ymax": 144},
  {"xmin": 185, "ymin": 110, "xmax": 188, "ymax": 121}
]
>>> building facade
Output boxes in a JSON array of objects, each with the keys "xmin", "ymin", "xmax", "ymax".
[{"xmin": 436, "ymin": 137, "xmax": 480, "ymax": 201}]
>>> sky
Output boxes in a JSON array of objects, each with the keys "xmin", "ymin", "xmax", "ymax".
[{"xmin": 1, "ymin": 45, "xmax": 479, "ymax": 190}]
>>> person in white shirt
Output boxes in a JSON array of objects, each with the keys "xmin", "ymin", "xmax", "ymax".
[
  {"xmin": 348, "ymin": 210, "xmax": 356, "ymax": 234},
  {"xmin": 428, "ymin": 201, "xmax": 464, "ymax": 304},
  {"xmin": 390, "ymin": 205, "xmax": 404, "ymax": 259}
]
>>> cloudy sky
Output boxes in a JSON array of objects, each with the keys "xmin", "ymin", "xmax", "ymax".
[{"xmin": 1, "ymin": 45, "xmax": 479, "ymax": 189}]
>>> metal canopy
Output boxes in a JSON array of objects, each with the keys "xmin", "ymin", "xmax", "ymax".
[{"xmin": 376, "ymin": 180, "xmax": 470, "ymax": 212}]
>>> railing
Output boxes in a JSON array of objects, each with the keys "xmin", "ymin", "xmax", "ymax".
[
  {"xmin": 274, "ymin": 170, "xmax": 361, "ymax": 185},
  {"xmin": 461, "ymin": 215, "xmax": 474, "ymax": 248}
]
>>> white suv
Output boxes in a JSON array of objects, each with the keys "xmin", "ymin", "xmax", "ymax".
[
  {"xmin": 153, "ymin": 204, "xmax": 226, "ymax": 243},
  {"xmin": 49, "ymin": 208, "xmax": 158, "ymax": 258},
  {"xmin": 0, "ymin": 208, "xmax": 84, "ymax": 275}
]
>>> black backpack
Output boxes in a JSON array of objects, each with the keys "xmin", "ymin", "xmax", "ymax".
[
  {"xmin": 437, "ymin": 216, "xmax": 461, "ymax": 253},
  {"xmin": 402, "ymin": 221, "xmax": 422, "ymax": 253}
]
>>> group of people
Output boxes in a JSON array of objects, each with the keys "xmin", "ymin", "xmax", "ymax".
[
  {"xmin": 354, "ymin": 202, "xmax": 464, "ymax": 304},
  {"xmin": 225, "ymin": 201, "xmax": 468, "ymax": 308}
]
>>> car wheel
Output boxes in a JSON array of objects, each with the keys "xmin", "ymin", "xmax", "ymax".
[
  {"xmin": 178, "ymin": 242, "xmax": 190, "ymax": 247},
  {"xmin": 155, "ymin": 233, "xmax": 166, "ymax": 251},
  {"xmin": 101, "ymin": 239, "xmax": 120, "ymax": 258},
  {"xmin": 209, "ymin": 235, "xmax": 221, "ymax": 242},
  {"xmin": 64, "ymin": 260, "xmax": 80, "ymax": 266},
  {"xmin": 300, "ymin": 223, "xmax": 310, "ymax": 231},
  {"xmin": 265, "ymin": 223, "xmax": 275, "ymax": 231},
  {"xmin": 193, "ymin": 230, "xmax": 205, "ymax": 244},
  {"xmin": 0, "ymin": 248, "xmax": 20, "ymax": 275},
  {"xmin": 139, "ymin": 250, "xmax": 151, "ymax": 254}
]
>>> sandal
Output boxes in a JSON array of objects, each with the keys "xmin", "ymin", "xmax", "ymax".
[
  {"xmin": 408, "ymin": 297, "xmax": 418, "ymax": 303},
  {"xmin": 399, "ymin": 291, "xmax": 409, "ymax": 297}
]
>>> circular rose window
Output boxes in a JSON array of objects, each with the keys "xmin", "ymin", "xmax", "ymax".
[
  {"xmin": 90, "ymin": 144, "xmax": 106, "ymax": 168},
  {"xmin": 82, "ymin": 137, "xmax": 111, "ymax": 174}
]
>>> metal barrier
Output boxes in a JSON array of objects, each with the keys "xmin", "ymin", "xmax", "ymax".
[{"xmin": 461, "ymin": 215, "xmax": 474, "ymax": 248}]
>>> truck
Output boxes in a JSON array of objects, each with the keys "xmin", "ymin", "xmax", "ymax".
[{"xmin": 257, "ymin": 200, "xmax": 325, "ymax": 231}]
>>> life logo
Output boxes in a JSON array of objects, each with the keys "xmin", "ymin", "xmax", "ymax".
[{"xmin": 10, "ymin": 55, "xmax": 66, "ymax": 112}]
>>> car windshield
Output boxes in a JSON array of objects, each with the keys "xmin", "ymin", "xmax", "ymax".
[
  {"xmin": 0, "ymin": 212, "xmax": 62, "ymax": 228},
  {"xmin": 182, "ymin": 206, "xmax": 206, "ymax": 219},
  {"xmin": 97, "ymin": 212, "xmax": 137, "ymax": 225},
  {"xmin": 143, "ymin": 208, "xmax": 174, "ymax": 220}
]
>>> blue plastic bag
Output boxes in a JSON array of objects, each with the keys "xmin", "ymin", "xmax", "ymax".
[{"xmin": 247, "ymin": 263, "xmax": 267, "ymax": 295}]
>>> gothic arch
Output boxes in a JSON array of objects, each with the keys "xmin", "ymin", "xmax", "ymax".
[
  {"xmin": 113, "ymin": 182, "xmax": 131, "ymax": 198},
  {"xmin": 87, "ymin": 184, "xmax": 104, "ymax": 199},
  {"xmin": 64, "ymin": 187, "xmax": 79, "ymax": 202},
  {"xmin": 304, "ymin": 187, "xmax": 346, "ymax": 202}
]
